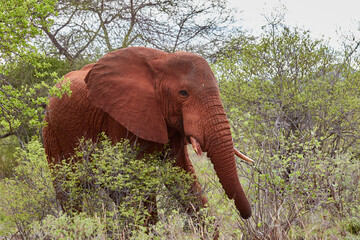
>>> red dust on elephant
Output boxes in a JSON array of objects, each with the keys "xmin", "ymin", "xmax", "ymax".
[{"xmin": 42, "ymin": 47, "xmax": 253, "ymax": 220}]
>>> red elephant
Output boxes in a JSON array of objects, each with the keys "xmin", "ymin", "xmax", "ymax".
[{"xmin": 43, "ymin": 47, "xmax": 252, "ymax": 220}]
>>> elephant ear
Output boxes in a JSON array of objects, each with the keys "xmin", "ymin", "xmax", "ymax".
[{"xmin": 84, "ymin": 47, "xmax": 169, "ymax": 144}]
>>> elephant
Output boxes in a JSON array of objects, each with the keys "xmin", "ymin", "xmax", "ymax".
[{"xmin": 42, "ymin": 47, "xmax": 253, "ymax": 220}]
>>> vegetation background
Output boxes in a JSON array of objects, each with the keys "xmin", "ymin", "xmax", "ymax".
[{"xmin": 1, "ymin": 0, "xmax": 359, "ymax": 239}]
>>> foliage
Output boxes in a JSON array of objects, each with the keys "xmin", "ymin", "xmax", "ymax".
[
  {"xmin": 0, "ymin": 139, "xmax": 59, "ymax": 238},
  {"xmin": 52, "ymin": 136, "xmax": 197, "ymax": 233},
  {"xmin": 5, "ymin": 57, "xmax": 78, "ymax": 90},
  {"xmin": 0, "ymin": 135, "xmax": 18, "ymax": 178},
  {"xmin": 0, "ymin": 136, "xmax": 205, "ymax": 239},
  {"xmin": 0, "ymin": 0, "xmax": 72, "ymax": 146},
  {"xmin": 0, "ymin": 73, "xmax": 71, "ymax": 144},
  {"xmin": 1, "ymin": 56, "xmax": 86, "ymax": 146},
  {"xmin": 1, "ymin": 133, "xmax": 359, "ymax": 239},
  {"xmin": 30, "ymin": 213, "xmax": 107, "ymax": 239},
  {"xmin": 214, "ymin": 21, "xmax": 360, "ymax": 238},
  {"xmin": 1, "ymin": 1, "xmax": 360, "ymax": 238},
  {"xmin": 343, "ymin": 217, "xmax": 360, "ymax": 236},
  {"xmin": 234, "ymin": 141, "xmax": 360, "ymax": 238},
  {"xmin": 0, "ymin": 0, "xmax": 56, "ymax": 70},
  {"xmin": 215, "ymin": 25, "xmax": 360, "ymax": 157}
]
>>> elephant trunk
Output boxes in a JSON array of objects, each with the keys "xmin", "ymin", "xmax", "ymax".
[{"xmin": 203, "ymin": 113, "xmax": 252, "ymax": 219}]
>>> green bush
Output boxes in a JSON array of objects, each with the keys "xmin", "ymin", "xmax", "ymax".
[
  {"xmin": 0, "ymin": 135, "xmax": 18, "ymax": 179},
  {"xmin": 343, "ymin": 217, "xmax": 360, "ymax": 236},
  {"xmin": 51, "ymin": 136, "xmax": 197, "ymax": 235},
  {"xmin": 215, "ymin": 25, "xmax": 360, "ymax": 158},
  {"xmin": 31, "ymin": 213, "xmax": 107, "ymax": 239},
  {"xmin": 0, "ymin": 136, "xmax": 203, "ymax": 239},
  {"xmin": 0, "ymin": 139, "xmax": 58, "ymax": 238},
  {"xmin": 213, "ymin": 22, "xmax": 360, "ymax": 239}
]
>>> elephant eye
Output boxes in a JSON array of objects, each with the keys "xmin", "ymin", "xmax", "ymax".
[{"xmin": 179, "ymin": 90, "xmax": 189, "ymax": 97}]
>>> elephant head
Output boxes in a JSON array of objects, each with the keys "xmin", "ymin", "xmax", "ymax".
[{"xmin": 84, "ymin": 47, "xmax": 252, "ymax": 219}]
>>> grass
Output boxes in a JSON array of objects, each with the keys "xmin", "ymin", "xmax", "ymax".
[{"xmin": 0, "ymin": 141, "xmax": 359, "ymax": 239}]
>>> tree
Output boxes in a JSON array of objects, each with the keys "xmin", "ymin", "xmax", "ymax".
[
  {"xmin": 214, "ymin": 23, "xmax": 360, "ymax": 157},
  {"xmin": 213, "ymin": 20, "xmax": 360, "ymax": 238},
  {"xmin": 0, "ymin": 0, "xmax": 70, "ymax": 144},
  {"xmin": 37, "ymin": 0, "xmax": 234, "ymax": 62}
]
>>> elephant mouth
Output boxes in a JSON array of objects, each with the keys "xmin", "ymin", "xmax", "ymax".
[
  {"xmin": 188, "ymin": 136, "xmax": 254, "ymax": 163},
  {"xmin": 190, "ymin": 136, "xmax": 203, "ymax": 156}
]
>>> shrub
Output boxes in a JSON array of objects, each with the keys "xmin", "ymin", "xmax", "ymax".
[
  {"xmin": 51, "ymin": 136, "xmax": 197, "ymax": 237},
  {"xmin": 0, "ymin": 139, "xmax": 58, "ymax": 238},
  {"xmin": 343, "ymin": 217, "xmax": 360, "ymax": 236},
  {"xmin": 213, "ymin": 21, "xmax": 360, "ymax": 238},
  {"xmin": 0, "ymin": 136, "xmax": 201, "ymax": 239}
]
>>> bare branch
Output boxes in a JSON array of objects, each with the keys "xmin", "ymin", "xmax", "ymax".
[
  {"xmin": 0, "ymin": 131, "xmax": 14, "ymax": 139},
  {"xmin": 42, "ymin": 27, "xmax": 74, "ymax": 61},
  {"xmin": 39, "ymin": 0, "xmax": 234, "ymax": 58}
]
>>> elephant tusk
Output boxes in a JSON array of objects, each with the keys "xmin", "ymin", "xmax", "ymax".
[
  {"xmin": 234, "ymin": 148, "xmax": 254, "ymax": 163},
  {"xmin": 190, "ymin": 136, "xmax": 202, "ymax": 157}
]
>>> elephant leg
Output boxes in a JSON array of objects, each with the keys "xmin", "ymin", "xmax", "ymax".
[
  {"xmin": 144, "ymin": 194, "xmax": 158, "ymax": 226},
  {"xmin": 176, "ymin": 145, "xmax": 208, "ymax": 213},
  {"xmin": 167, "ymin": 134, "xmax": 220, "ymax": 238},
  {"xmin": 168, "ymin": 133, "xmax": 208, "ymax": 215}
]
